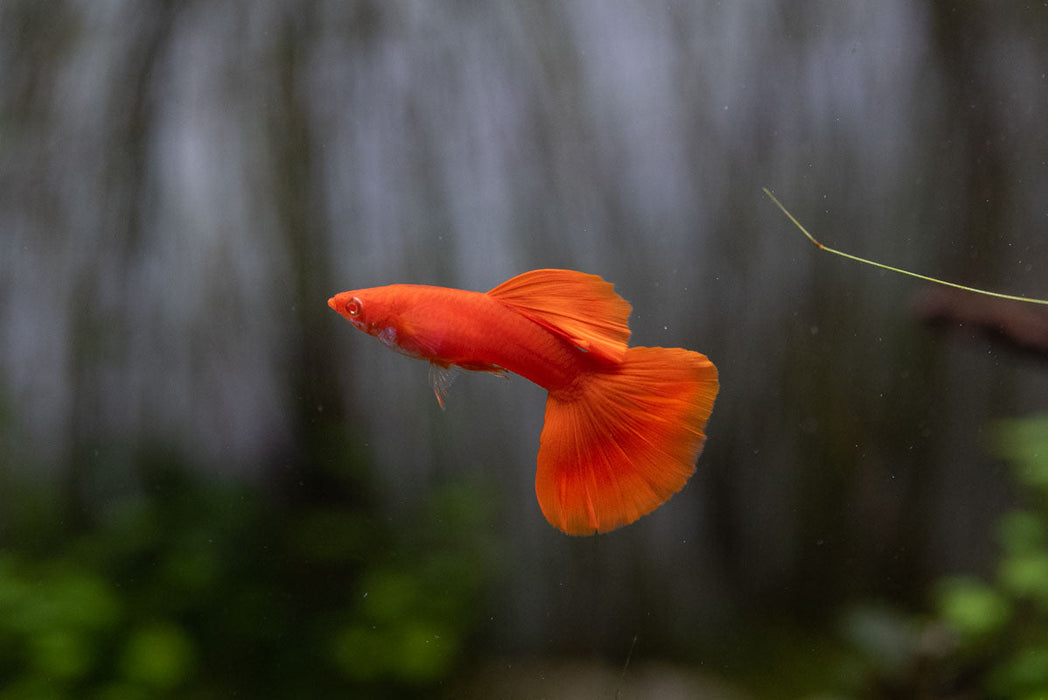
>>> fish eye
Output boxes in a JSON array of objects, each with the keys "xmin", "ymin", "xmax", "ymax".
[{"xmin": 347, "ymin": 297, "xmax": 363, "ymax": 317}]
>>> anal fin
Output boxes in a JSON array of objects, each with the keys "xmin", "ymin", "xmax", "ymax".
[{"xmin": 429, "ymin": 361, "xmax": 508, "ymax": 409}]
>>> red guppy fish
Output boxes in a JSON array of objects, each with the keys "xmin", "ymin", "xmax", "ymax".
[{"xmin": 328, "ymin": 269, "xmax": 718, "ymax": 535}]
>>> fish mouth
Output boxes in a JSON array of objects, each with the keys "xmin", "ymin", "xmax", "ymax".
[{"xmin": 327, "ymin": 296, "xmax": 339, "ymax": 312}]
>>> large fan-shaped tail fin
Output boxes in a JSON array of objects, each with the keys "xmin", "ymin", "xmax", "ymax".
[{"xmin": 536, "ymin": 346, "xmax": 718, "ymax": 535}]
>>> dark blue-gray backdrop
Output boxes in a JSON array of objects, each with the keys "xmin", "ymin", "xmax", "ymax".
[{"xmin": 2, "ymin": 0, "xmax": 1047, "ymax": 660}]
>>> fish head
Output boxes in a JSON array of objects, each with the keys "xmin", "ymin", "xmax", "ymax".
[
  {"xmin": 329, "ymin": 289, "xmax": 384, "ymax": 331},
  {"xmin": 328, "ymin": 286, "xmax": 410, "ymax": 352}
]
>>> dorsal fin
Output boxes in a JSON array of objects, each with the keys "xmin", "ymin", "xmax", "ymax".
[{"xmin": 487, "ymin": 269, "xmax": 631, "ymax": 363}]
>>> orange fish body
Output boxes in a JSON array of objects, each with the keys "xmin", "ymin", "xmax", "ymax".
[{"xmin": 329, "ymin": 269, "xmax": 718, "ymax": 535}]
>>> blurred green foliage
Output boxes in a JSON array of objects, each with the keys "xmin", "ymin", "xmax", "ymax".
[
  {"xmin": 932, "ymin": 413, "xmax": 1048, "ymax": 698},
  {"xmin": 0, "ymin": 446, "xmax": 499, "ymax": 698},
  {"xmin": 832, "ymin": 413, "xmax": 1048, "ymax": 698}
]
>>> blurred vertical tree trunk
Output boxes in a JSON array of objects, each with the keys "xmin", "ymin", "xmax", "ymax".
[
  {"xmin": 61, "ymin": 5, "xmax": 176, "ymax": 525},
  {"xmin": 263, "ymin": 9, "xmax": 360, "ymax": 506}
]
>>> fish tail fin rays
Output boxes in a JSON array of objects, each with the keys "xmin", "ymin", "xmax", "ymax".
[{"xmin": 535, "ymin": 347, "xmax": 719, "ymax": 535}]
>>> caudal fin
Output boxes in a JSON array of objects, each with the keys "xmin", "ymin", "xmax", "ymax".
[{"xmin": 536, "ymin": 347, "xmax": 719, "ymax": 535}]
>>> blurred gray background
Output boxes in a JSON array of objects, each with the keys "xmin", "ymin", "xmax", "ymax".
[{"xmin": 2, "ymin": 0, "xmax": 1047, "ymax": 694}]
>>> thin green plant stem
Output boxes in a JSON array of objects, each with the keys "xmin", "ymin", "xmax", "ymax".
[{"xmin": 763, "ymin": 188, "xmax": 1048, "ymax": 305}]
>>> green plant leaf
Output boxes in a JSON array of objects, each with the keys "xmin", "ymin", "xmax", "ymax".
[{"xmin": 935, "ymin": 576, "xmax": 1011, "ymax": 641}]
